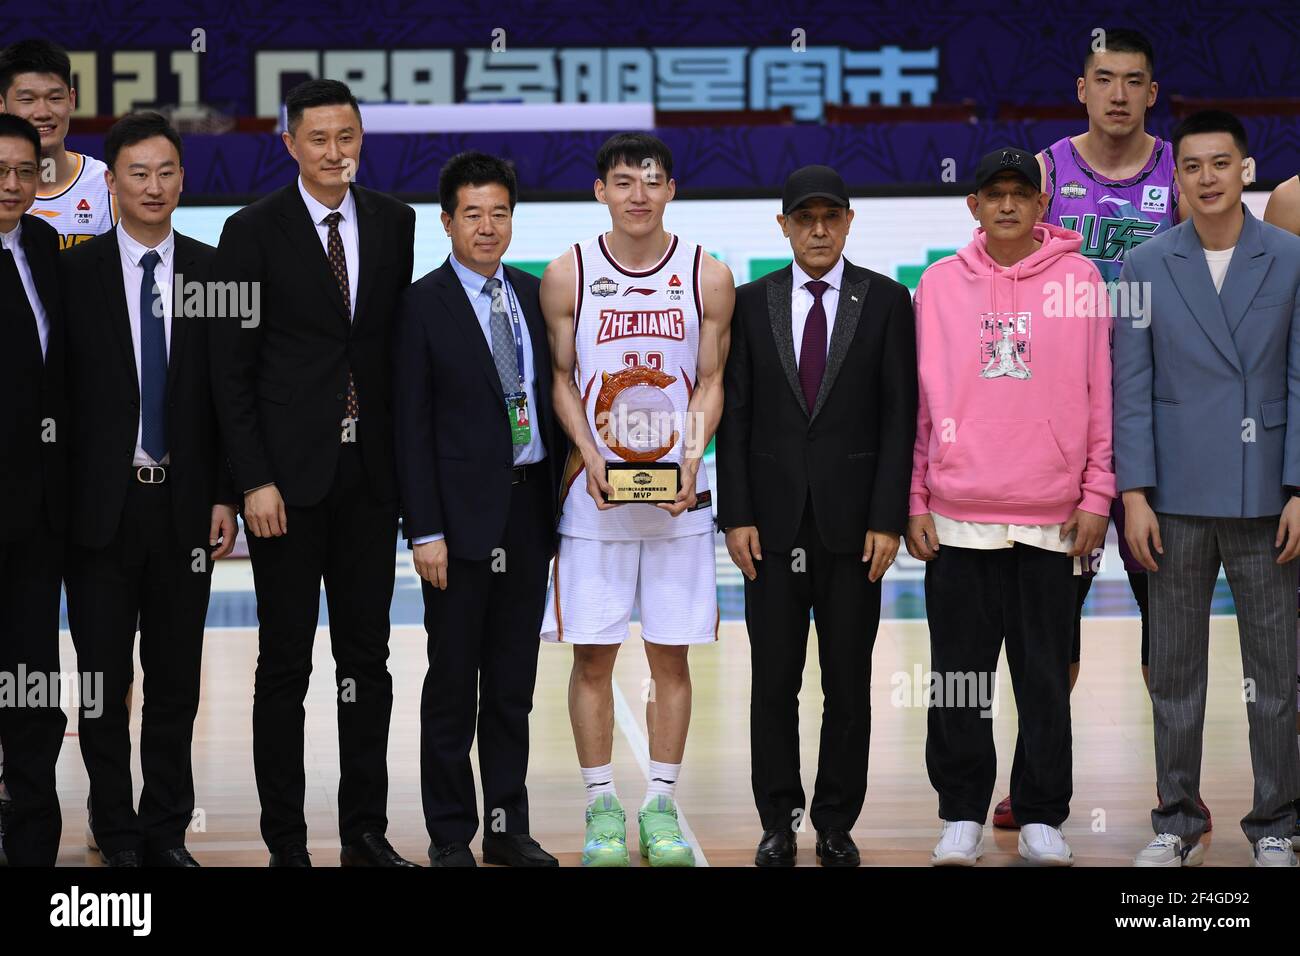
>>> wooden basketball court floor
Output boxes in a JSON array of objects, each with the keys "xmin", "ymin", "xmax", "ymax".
[{"xmin": 50, "ymin": 596, "xmax": 1288, "ymax": 867}]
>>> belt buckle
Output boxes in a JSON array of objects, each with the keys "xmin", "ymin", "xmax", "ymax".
[{"xmin": 136, "ymin": 465, "xmax": 165, "ymax": 484}]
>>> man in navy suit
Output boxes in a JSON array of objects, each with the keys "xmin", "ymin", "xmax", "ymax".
[
  {"xmin": 394, "ymin": 152, "xmax": 564, "ymax": 867},
  {"xmin": 1115, "ymin": 110, "xmax": 1300, "ymax": 868}
]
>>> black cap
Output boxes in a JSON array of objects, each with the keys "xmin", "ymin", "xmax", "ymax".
[
  {"xmin": 782, "ymin": 165, "xmax": 849, "ymax": 214},
  {"xmin": 972, "ymin": 147, "xmax": 1041, "ymax": 192}
]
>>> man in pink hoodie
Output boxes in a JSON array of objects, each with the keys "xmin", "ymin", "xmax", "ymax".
[{"xmin": 905, "ymin": 147, "xmax": 1115, "ymax": 866}]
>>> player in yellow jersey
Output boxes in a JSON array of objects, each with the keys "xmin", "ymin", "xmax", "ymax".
[{"xmin": 0, "ymin": 39, "xmax": 115, "ymax": 250}]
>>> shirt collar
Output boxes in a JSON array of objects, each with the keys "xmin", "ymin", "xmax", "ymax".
[
  {"xmin": 298, "ymin": 175, "xmax": 356, "ymax": 228},
  {"xmin": 0, "ymin": 217, "xmax": 21, "ymax": 250},
  {"xmin": 117, "ymin": 222, "xmax": 175, "ymax": 269},
  {"xmin": 792, "ymin": 255, "xmax": 845, "ymax": 294},
  {"xmin": 449, "ymin": 252, "xmax": 505, "ymax": 300}
]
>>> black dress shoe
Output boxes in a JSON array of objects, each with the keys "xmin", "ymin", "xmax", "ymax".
[
  {"xmin": 340, "ymin": 832, "xmax": 419, "ymax": 867},
  {"xmin": 755, "ymin": 829, "xmax": 797, "ymax": 867},
  {"xmin": 815, "ymin": 829, "xmax": 860, "ymax": 867},
  {"xmin": 147, "ymin": 847, "xmax": 200, "ymax": 867},
  {"xmin": 428, "ymin": 842, "xmax": 477, "ymax": 867},
  {"xmin": 269, "ymin": 843, "xmax": 312, "ymax": 867},
  {"xmin": 482, "ymin": 833, "xmax": 559, "ymax": 867},
  {"xmin": 101, "ymin": 848, "xmax": 143, "ymax": 867}
]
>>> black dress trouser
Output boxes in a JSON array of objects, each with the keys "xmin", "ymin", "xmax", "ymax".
[{"xmin": 745, "ymin": 498, "xmax": 881, "ymax": 833}]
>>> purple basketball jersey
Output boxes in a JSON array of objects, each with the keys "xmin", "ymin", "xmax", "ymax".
[{"xmin": 1044, "ymin": 135, "xmax": 1179, "ymax": 282}]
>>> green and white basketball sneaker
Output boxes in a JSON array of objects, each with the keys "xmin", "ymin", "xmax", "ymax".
[
  {"xmin": 638, "ymin": 795, "xmax": 695, "ymax": 867},
  {"xmin": 582, "ymin": 794, "xmax": 629, "ymax": 867}
]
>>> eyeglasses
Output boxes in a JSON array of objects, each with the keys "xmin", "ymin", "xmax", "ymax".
[{"xmin": 0, "ymin": 163, "xmax": 39, "ymax": 182}]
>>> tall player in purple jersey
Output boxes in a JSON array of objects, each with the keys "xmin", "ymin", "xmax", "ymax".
[{"xmin": 994, "ymin": 28, "xmax": 1208, "ymax": 831}]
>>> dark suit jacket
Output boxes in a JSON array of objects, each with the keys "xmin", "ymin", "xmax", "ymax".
[
  {"xmin": 61, "ymin": 228, "xmax": 237, "ymax": 550},
  {"xmin": 394, "ymin": 257, "xmax": 566, "ymax": 560},
  {"xmin": 716, "ymin": 258, "xmax": 918, "ymax": 553},
  {"xmin": 0, "ymin": 213, "xmax": 66, "ymax": 542},
  {"xmin": 210, "ymin": 182, "xmax": 416, "ymax": 506}
]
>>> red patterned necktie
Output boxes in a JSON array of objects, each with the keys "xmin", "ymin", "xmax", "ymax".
[{"xmin": 324, "ymin": 211, "xmax": 358, "ymax": 422}]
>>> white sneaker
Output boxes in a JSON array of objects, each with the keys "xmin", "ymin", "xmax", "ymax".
[
  {"xmin": 1017, "ymin": 823, "xmax": 1073, "ymax": 866},
  {"xmin": 1253, "ymin": 836, "xmax": 1298, "ymax": 867},
  {"xmin": 931, "ymin": 820, "xmax": 983, "ymax": 866},
  {"xmin": 1134, "ymin": 832, "xmax": 1204, "ymax": 867}
]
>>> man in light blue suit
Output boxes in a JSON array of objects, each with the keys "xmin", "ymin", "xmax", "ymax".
[{"xmin": 1114, "ymin": 110, "xmax": 1300, "ymax": 868}]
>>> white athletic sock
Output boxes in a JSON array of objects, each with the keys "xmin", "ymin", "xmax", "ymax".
[
  {"xmin": 644, "ymin": 760, "xmax": 681, "ymax": 806},
  {"xmin": 581, "ymin": 763, "xmax": 617, "ymax": 806}
]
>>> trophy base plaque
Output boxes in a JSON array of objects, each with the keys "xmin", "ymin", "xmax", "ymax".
[{"xmin": 604, "ymin": 461, "xmax": 680, "ymax": 503}]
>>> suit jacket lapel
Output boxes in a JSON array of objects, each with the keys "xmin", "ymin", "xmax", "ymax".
[
  {"xmin": 811, "ymin": 262, "xmax": 870, "ymax": 421},
  {"xmin": 98, "ymin": 227, "xmax": 139, "ymax": 387},
  {"xmin": 19, "ymin": 215, "xmax": 59, "ymax": 361},
  {"xmin": 166, "ymin": 232, "xmax": 196, "ymax": 399},
  {"xmin": 765, "ymin": 266, "xmax": 807, "ymax": 417},
  {"xmin": 276, "ymin": 185, "xmax": 349, "ymax": 328},
  {"xmin": 438, "ymin": 258, "xmax": 502, "ymax": 397},
  {"xmin": 351, "ymin": 185, "xmax": 381, "ymax": 336},
  {"xmin": 1220, "ymin": 207, "xmax": 1271, "ymax": 335},
  {"xmin": 1166, "ymin": 222, "xmax": 1241, "ymax": 375}
]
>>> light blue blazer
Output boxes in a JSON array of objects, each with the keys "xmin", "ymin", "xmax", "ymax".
[{"xmin": 1114, "ymin": 205, "xmax": 1300, "ymax": 518}]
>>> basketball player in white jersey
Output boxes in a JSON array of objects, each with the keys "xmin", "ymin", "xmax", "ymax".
[
  {"xmin": 540, "ymin": 133, "xmax": 734, "ymax": 866},
  {"xmin": 1264, "ymin": 174, "xmax": 1300, "ymax": 850},
  {"xmin": 0, "ymin": 40, "xmax": 116, "ymax": 856},
  {"xmin": 0, "ymin": 39, "xmax": 115, "ymax": 250}
]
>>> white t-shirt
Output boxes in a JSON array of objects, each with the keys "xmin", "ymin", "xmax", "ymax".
[
  {"xmin": 930, "ymin": 512, "xmax": 1088, "ymax": 574},
  {"xmin": 1204, "ymin": 246, "xmax": 1234, "ymax": 293}
]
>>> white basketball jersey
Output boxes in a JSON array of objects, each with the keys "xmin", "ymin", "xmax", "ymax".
[
  {"xmin": 29, "ymin": 152, "xmax": 115, "ymax": 250},
  {"xmin": 558, "ymin": 232, "xmax": 713, "ymax": 540}
]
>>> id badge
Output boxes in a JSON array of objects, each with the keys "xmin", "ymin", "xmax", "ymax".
[{"xmin": 507, "ymin": 391, "xmax": 531, "ymax": 445}]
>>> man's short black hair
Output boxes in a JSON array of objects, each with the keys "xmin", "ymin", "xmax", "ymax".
[
  {"xmin": 285, "ymin": 78, "xmax": 361, "ymax": 134},
  {"xmin": 0, "ymin": 113, "xmax": 41, "ymax": 162},
  {"xmin": 1172, "ymin": 109, "xmax": 1249, "ymax": 161},
  {"xmin": 104, "ymin": 111, "xmax": 184, "ymax": 172},
  {"xmin": 438, "ymin": 150, "xmax": 518, "ymax": 216},
  {"xmin": 0, "ymin": 38, "xmax": 73, "ymax": 99},
  {"xmin": 1084, "ymin": 27, "xmax": 1155, "ymax": 76},
  {"xmin": 596, "ymin": 132, "xmax": 673, "ymax": 181}
]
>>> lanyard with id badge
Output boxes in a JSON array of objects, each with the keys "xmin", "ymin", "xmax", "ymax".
[{"xmin": 500, "ymin": 280, "xmax": 531, "ymax": 446}]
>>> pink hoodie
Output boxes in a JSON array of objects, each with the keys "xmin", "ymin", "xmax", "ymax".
[{"xmin": 909, "ymin": 222, "xmax": 1115, "ymax": 524}]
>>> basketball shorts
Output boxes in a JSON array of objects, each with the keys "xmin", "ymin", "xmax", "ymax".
[{"xmin": 540, "ymin": 531, "xmax": 718, "ymax": 645}]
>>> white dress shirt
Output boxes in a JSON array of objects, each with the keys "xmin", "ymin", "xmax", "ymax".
[
  {"xmin": 118, "ymin": 224, "xmax": 174, "ymax": 467},
  {"xmin": 791, "ymin": 255, "xmax": 845, "ymax": 366},
  {"xmin": 1, "ymin": 219, "xmax": 50, "ymax": 358},
  {"xmin": 298, "ymin": 176, "xmax": 359, "ymax": 319},
  {"xmin": 413, "ymin": 254, "xmax": 548, "ymax": 547}
]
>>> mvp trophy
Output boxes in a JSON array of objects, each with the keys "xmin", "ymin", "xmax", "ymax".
[{"xmin": 595, "ymin": 365, "xmax": 681, "ymax": 503}]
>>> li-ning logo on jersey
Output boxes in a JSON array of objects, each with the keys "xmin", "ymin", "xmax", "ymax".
[
  {"xmin": 979, "ymin": 312, "xmax": 1032, "ymax": 380},
  {"xmin": 622, "ymin": 287, "xmax": 656, "ymax": 296},
  {"xmin": 1059, "ymin": 213, "xmax": 1160, "ymax": 262},
  {"xmin": 596, "ymin": 308, "xmax": 685, "ymax": 344}
]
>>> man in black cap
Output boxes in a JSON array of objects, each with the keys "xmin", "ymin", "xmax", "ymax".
[
  {"xmin": 717, "ymin": 164, "xmax": 917, "ymax": 866},
  {"xmin": 905, "ymin": 147, "xmax": 1112, "ymax": 866}
]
